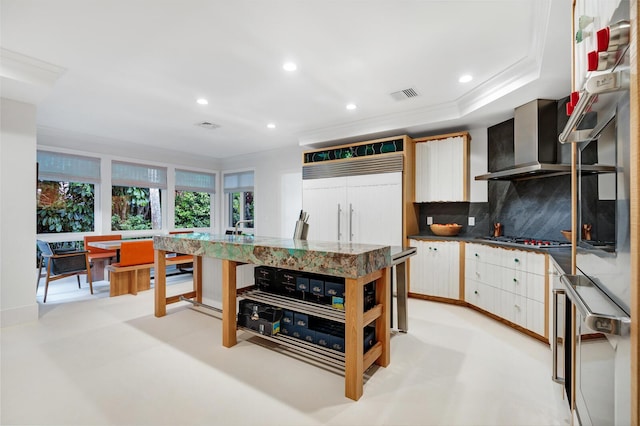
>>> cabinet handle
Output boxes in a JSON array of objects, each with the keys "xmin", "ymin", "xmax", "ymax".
[
  {"xmin": 514, "ymin": 304, "xmax": 521, "ymax": 310},
  {"xmin": 474, "ymin": 290, "xmax": 478, "ymax": 295},
  {"xmin": 514, "ymin": 258, "xmax": 520, "ymax": 263},
  {"xmin": 337, "ymin": 203, "xmax": 342, "ymax": 240},
  {"xmin": 349, "ymin": 203, "xmax": 354, "ymax": 242},
  {"xmin": 433, "ymin": 247, "xmax": 438, "ymax": 251},
  {"xmin": 513, "ymin": 278, "xmax": 517, "ymax": 283},
  {"xmin": 474, "ymin": 253, "xmax": 479, "ymax": 257}
]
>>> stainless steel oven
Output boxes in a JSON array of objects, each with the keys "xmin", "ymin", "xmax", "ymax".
[{"xmin": 560, "ymin": 274, "xmax": 630, "ymax": 426}]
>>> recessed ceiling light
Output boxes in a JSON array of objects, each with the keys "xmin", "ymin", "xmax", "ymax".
[
  {"xmin": 283, "ymin": 62, "xmax": 297, "ymax": 72},
  {"xmin": 346, "ymin": 103, "xmax": 357, "ymax": 110},
  {"xmin": 458, "ymin": 75, "xmax": 473, "ymax": 83},
  {"xmin": 267, "ymin": 123, "xmax": 276, "ymax": 129},
  {"xmin": 196, "ymin": 98, "xmax": 208, "ymax": 105}
]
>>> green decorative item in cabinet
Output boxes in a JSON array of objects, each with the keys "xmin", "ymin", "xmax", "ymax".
[{"xmin": 303, "ymin": 138, "xmax": 404, "ymax": 164}]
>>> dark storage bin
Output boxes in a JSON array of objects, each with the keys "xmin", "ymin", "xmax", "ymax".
[
  {"xmin": 254, "ymin": 266, "xmax": 279, "ymax": 292},
  {"xmin": 296, "ymin": 277, "xmax": 309, "ymax": 292},
  {"xmin": 238, "ymin": 300, "xmax": 283, "ymax": 336},
  {"xmin": 294, "ymin": 312, "xmax": 309, "ymax": 328}
]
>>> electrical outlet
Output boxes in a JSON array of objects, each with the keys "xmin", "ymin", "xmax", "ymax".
[
  {"xmin": 427, "ymin": 217, "xmax": 433, "ymax": 225},
  {"xmin": 468, "ymin": 217, "xmax": 475, "ymax": 226}
]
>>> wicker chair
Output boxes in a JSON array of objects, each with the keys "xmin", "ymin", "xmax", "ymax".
[{"xmin": 36, "ymin": 240, "xmax": 93, "ymax": 303}]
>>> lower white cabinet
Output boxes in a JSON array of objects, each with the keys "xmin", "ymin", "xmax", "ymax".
[
  {"xmin": 464, "ymin": 243, "xmax": 547, "ymax": 337},
  {"xmin": 409, "ymin": 239, "xmax": 460, "ymax": 299}
]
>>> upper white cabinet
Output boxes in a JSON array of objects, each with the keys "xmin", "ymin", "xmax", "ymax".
[
  {"xmin": 414, "ymin": 131, "xmax": 470, "ymax": 202},
  {"xmin": 302, "ymin": 173, "xmax": 402, "ymax": 246}
]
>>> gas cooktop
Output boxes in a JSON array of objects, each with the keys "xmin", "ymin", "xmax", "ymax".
[{"xmin": 480, "ymin": 236, "xmax": 571, "ymax": 248}]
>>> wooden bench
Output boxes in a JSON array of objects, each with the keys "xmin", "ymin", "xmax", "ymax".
[
  {"xmin": 106, "ymin": 241, "xmax": 194, "ymax": 296},
  {"xmin": 106, "ymin": 240, "xmax": 154, "ymax": 296}
]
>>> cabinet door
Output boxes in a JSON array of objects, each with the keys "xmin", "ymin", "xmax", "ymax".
[
  {"xmin": 302, "ymin": 177, "xmax": 347, "ymax": 242},
  {"xmin": 415, "ymin": 135, "xmax": 467, "ymax": 202},
  {"xmin": 409, "ymin": 239, "xmax": 428, "ymax": 294},
  {"xmin": 440, "ymin": 242, "xmax": 460, "ymax": 299},
  {"xmin": 346, "ymin": 173, "xmax": 402, "ymax": 246},
  {"xmin": 409, "ymin": 240, "xmax": 459, "ymax": 299}
]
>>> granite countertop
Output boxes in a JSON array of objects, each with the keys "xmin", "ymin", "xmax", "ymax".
[{"xmin": 153, "ymin": 232, "xmax": 394, "ymax": 278}]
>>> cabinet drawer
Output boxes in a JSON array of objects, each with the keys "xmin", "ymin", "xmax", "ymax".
[
  {"xmin": 500, "ymin": 249, "xmax": 527, "ymax": 270},
  {"xmin": 500, "ymin": 267, "xmax": 527, "ymax": 297},
  {"xmin": 526, "ymin": 252, "xmax": 546, "ymax": 275},
  {"xmin": 526, "ymin": 272, "xmax": 545, "ymax": 302},
  {"xmin": 500, "ymin": 292, "xmax": 527, "ymax": 328},
  {"xmin": 466, "ymin": 279, "xmax": 498, "ymax": 313},
  {"xmin": 526, "ymin": 299, "xmax": 545, "ymax": 336}
]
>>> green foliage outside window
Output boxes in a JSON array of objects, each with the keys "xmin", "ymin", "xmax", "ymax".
[
  {"xmin": 112, "ymin": 186, "xmax": 162, "ymax": 230},
  {"xmin": 230, "ymin": 191, "xmax": 254, "ymax": 228},
  {"xmin": 175, "ymin": 191, "xmax": 211, "ymax": 228},
  {"xmin": 37, "ymin": 181, "xmax": 94, "ymax": 233}
]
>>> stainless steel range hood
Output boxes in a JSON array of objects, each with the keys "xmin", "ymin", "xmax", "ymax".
[{"xmin": 475, "ymin": 99, "xmax": 614, "ymax": 181}]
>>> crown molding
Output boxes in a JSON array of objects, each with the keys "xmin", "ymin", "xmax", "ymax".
[
  {"xmin": 0, "ymin": 48, "xmax": 66, "ymax": 104},
  {"xmin": 297, "ymin": 1, "xmax": 554, "ymax": 147}
]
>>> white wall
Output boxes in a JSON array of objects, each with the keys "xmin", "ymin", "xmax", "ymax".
[
  {"xmin": 1, "ymin": 98, "xmax": 39, "ymax": 326},
  {"xmin": 467, "ymin": 127, "xmax": 489, "ymax": 202},
  {"xmin": 221, "ymin": 145, "xmax": 305, "ymax": 238}
]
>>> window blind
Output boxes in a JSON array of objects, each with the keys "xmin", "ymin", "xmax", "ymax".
[
  {"xmin": 175, "ymin": 169, "xmax": 216, "ymax": 193},
  {"xmin": 223, "ymin": 170, "xmax": 254, "ymax": 193},
  {"xmin": 37, "ymin": 151, "xmax": 101, "ymax": 184},
  {"xmin": 111, "ymin": 161, "xmax": 167, "ymax": 189}
]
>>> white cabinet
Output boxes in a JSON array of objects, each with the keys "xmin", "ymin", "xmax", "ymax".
[
  {"xmin": 302, "ymin": 172, "xmax": 402, "ymax": 246},
  {"xmin": 408, "ymin": 239, "xmax": 460, "ymax": 299},
  {"xmin": 464, "ymin": 243, "xmax": 547, "ymax": 337},
  {"xmin": 414, "ymin": 132, "xmax": 469, "ymax": 202}
]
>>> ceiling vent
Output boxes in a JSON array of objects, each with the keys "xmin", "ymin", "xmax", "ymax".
[
  {"xmin": 390, "ymin": 87, "xmax": 419, "ymax": 101},
  {"xmin": 196, "ymin": 121, "xmax": 221, "ymax": 130}
]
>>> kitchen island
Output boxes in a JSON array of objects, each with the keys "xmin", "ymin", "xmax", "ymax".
[{"xmin": 153, "ymin": 232, "xmax": 393, "ymax": 400}]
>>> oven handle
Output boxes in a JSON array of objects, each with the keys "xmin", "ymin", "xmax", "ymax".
[
  {"xmin": 560, "ymin": 274, "xmax": 631, "ymax": 336},
  {"xmin": 551, "ymin": 288, "xmax": 565, "ymax": 384}
]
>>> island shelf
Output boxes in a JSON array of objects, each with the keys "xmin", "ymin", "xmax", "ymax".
[{"xmin": 153, "ymin": 233, "xmax": 392, "ymax": 400}]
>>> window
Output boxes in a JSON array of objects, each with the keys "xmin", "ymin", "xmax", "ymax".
[
  {"xmin": 111, "ymin": 161, "xmax": 167, "ymax": 231},
  {"xmin": 224, "ymin": 170, "xmax": 254, "ymax": 230},
  {"xmin": 37, "ymin": 151, "xmax": 100, "ymax": 234},
  {"xmin": 174, "ymin": 169, "xmax": 215, "ymax": 228}
]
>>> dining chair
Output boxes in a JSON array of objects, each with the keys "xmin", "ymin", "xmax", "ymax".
[
  {"xmin": 36, "ymin": 240, "xmax": 93, "ymax": 303},
  {"xmin": 83, "ymin": 234, "xmax": 122, "ymax": 281}
]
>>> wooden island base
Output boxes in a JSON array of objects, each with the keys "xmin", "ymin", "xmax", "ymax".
[{"xmin": 152, "ymin": 233, "xmax": 394, "ymax": 401}]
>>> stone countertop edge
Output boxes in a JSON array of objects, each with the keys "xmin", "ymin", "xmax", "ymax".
[
  {"xmin": 153, "ymin": 233, "xmax": 391, "ymax": 279},
  {"xmin": 408, "ymin": 234, "xmax": 572, "ymax": 274}
]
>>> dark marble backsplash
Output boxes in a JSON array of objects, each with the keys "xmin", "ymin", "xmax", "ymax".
[{"xmin": 418, "ymin": 175, "xmax": 585, "ymax": 241}]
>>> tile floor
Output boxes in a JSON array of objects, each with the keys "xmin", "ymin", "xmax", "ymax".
[{"xmin": 1, "ymin": 275, "xmax": 571, "ymax": 425}]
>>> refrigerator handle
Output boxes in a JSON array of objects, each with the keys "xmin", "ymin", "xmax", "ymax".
[
  {"xmin": 552, "ymin": 288, "xmax": 565, "ymax": 384},
  {"xmin": 337, "ymin": 203, "xmax": 342, "ymax": 241},
  {"xmin": 349, "ymin": 203, "xmax": 354, "ymax": 242}
]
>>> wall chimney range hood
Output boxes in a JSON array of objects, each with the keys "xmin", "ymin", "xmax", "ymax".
[{"xmin": 475, "ymin": 99, "xmax": 615, "ymax": 181}]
